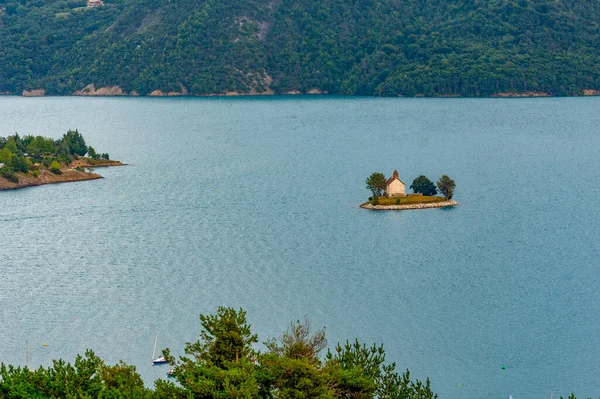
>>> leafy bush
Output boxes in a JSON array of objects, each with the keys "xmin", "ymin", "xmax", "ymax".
[
  {"xmin": 0, "ymin": 166, "xmax": 19, "ymax": 183},
  {"xmin": 395, "ymin": 198, "xmax": 401, "ymax": 205},
  {"xmin": 49, "ymin": 160, "xmax": 62, "ymax": 174},
  {"xmin": 32, "ymin": 170, "xmax": 39, "ymax": 178},
  {"xmin": 58, "ymin": 154, "xmax": 72, "ymax": 165}
]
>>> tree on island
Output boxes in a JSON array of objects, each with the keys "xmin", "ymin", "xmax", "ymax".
[
  {"xmin": 436, "ymin": 175, "xmax": 456, "ymax": 199},
  {"xmin": 62, "ymin": 129, "xmax": 87, "ymax": 157},
  {"xmin": 27, "ymin": 136, "xmax": 56, "ymax": 158},
  {"xmin": 410, "ymin": 175, "xmax": 437, "ymax": 196},
  {"xmin": 0, "ymin": 148, "xmax": 12, "ymax": 165},
  {"xmin": 87, "ymin": 145, "xmax": 97, "ymax": 159},
  {"xmin": 57, "ymin": 139, "xmax": 71, "ymax": 157},
  {"xmin": 10, "ymin": 154, "xmax": 29, "ymax": 173},
  {"xmin": 5, "ymin": 137, "xmax": 18, "ymax": 153},
  {"xmin": 366, "ymin": 172, "xmax": 386, "ymax": 197}
]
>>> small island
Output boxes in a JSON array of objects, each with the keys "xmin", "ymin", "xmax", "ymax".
[
  {"xmin": 0, "ymin": 130, "xmax": 123, "ymax": 191},
  {"xmin": 360, "ymin": 170, "xmax": 457, "ymax": 210}
]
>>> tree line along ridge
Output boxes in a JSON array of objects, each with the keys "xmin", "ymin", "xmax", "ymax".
[{"xmin": 1, "ymin": 0, "xmax": 600, "ymax": 97}]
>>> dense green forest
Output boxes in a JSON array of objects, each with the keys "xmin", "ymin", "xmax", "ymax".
[
  {"xmin": 1, "ymin": 0, "xmax": 600, "ymax": 96},
  {"xmin": 0, "ymin": 307, "xmax": 439, "ymax": 398}
]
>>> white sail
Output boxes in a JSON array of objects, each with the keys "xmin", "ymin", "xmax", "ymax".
[
  {"xmin": 152, "ymin": 331, "xmax": 168, "ymax": 364},
  {"xmin": 152, "ymin": 331, "xmax": 158, "ymax": 360}
]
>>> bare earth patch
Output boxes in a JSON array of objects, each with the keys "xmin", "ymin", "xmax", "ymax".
[{"xmin": 71, "ymin": 158, "xmax": 125, "ymax": 168}]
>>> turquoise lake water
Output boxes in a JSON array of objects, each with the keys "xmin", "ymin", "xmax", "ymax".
[{"xmin": 1, "ymin": 96, "xmax": 599, "ymax": 398}]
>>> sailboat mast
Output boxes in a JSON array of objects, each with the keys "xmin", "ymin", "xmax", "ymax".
[{"xmin": 153, "ymin": 331, "xmax": 158, "ymax": 360}]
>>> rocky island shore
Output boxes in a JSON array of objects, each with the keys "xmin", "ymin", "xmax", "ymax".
[{"xmin": 360, "ymin": 200, "xmax": 458, "ymax": 210}]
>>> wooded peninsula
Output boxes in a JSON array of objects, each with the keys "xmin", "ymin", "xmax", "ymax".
[
  {"xmin": 1, "ymin": 0, "xmax": 600, "ymax": 97},
  {"xmin": 0, "ymin": 130, "xmax": 122, "ymax": 190}
]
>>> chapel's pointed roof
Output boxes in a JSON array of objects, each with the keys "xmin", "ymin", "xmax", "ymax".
[{"xmin": 385, "ymin": 170, "xmax": 405, "ymax": 185}]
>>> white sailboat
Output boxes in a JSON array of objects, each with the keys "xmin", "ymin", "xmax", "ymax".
[{"xmin": 152, "ymin": 331, "xmax": 168, "ymax": 365}]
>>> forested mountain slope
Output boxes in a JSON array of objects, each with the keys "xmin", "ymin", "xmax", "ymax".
[{"xmin": 1, "ymin": 0, "xmax": 600, "ymax": 96}]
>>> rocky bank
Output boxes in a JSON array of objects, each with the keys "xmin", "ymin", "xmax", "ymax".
[
  {"xmin": 0, "ymin": 169, "xmax": 103, "ymax": 191},
  {"xmin": 360, "ymin": 200, "xmax": 458, "ymax": 210},
  {"xmin": 0, "ymin": 160, "xmax": 125, "ymax": 191}
]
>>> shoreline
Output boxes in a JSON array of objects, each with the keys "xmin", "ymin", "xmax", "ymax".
[
  {"xmin": 0, "ymin": 160, "xmax": 124, "ymax": 191},
  {"xmin": 0, "ymin": 169, "xmax": 103, "ymax": 191},
  {"xmin": 71, "ymin": 159, "xmax": 125, "ymax": 168},
  {"xmin": 360, "ymin": 200, "xmax": 458, "ymax": 210},
  {"xmin": 6, "ymin": 89, "xmax": 600, "ymax": 98}
]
